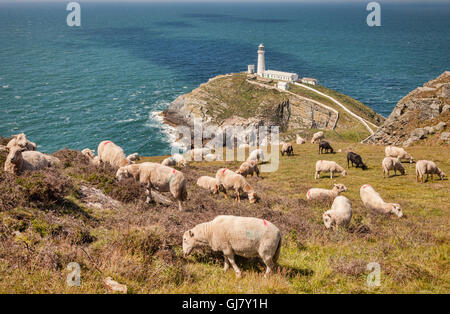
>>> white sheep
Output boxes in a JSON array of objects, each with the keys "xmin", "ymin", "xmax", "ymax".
[
  {"xmin": 172, "ymin": 153, "xmax": 186, "ymax": 167},
  {"xmin": 204, "ymin": 153, "xmax": 217, "ymax": 162},
  {"xmin": 127, "ymin": 153, "xmax": 140, "ymax": 162},
  {"xmin": 382, "ymin": 157, "xmax": 405, "ymax": 177},
  {"xmin": 236, "ymin": 160, "xmax": 260, "ymax": 177},
  {"xmin": 416, "ymin": 160, "xmax": 446, "ymax": 183},
  {"xmin": 323, "ymin": 196, "xmax": 352, "ymax": 229},
  {"xmin": 296, "ymin": 134, "xmax": 306, "ymax": 145},
  {"xmin": 247, "ymin": 148, "xmax": 264, "ymax": 163},
  {"xmin": 360, "ymin": 184, "xmax": 403, "ymax": 217},
  {"xmin": 315, "ymin": 160, "xmax": 347, "ymax": 179},
  {"xmin": 385, "ymin": 146, "xmax": 414, "ymax": 163},
  {"xmin": 238, "ymin": 143, "xmax": 250, "ymax": 149},
  {"xmin": 311, "ymin": 131, "xmax": 324, "ymax": 144},
  {"xmin": 215, "ymin": 168, "xmax": 258, "ymax": 203},
  {"xmin": 196, "ymin": 176, "xmax": 220, "ymax": 194},
  {"xmin": 307, "ymin": 183, "xmax": 347, "ymax": 201},
  {"xmin": 97, "ymin": 140, "xmax": 131, "ymax": 168},
  {"xmin": 116, "ymin": 162, "xmax": 187, "ymax": 211},
  {"xmin": 4, "ymin": 145, "xmax": 60, "ymax": 174},
  {"xmin": 188, "ymin": 148, "xmax": 210, "ymax": 161},
  {"xmin": 182, "ymin": 215, "xmax": 282, "ymax": 278},
  {"xmin": 161, "ymin": 156, "xmax": 177, "ymax": 167},
  {"xmin": 81, "ymin": 148, "xmax": 95, "ymax": 159},
  {"xmin": 7, "ymin": 133, "xmax": 36, "ymax": 151}
]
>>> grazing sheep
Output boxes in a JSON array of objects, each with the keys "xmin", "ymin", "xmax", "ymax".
[
  {"xmin": 318, "ymin": 141, "xmax": 334, "ymax": 154},
  {"xmin": 311, "ymin": 131, "xmax": 324, "ymax": 144},
  {"xmin": 116, "ymin": 162, "xmax": 187, "ymax": 210},
  {"xmin": 188, "ymin": 148, "xmax": 209, "ymax": 161},
  {"xmin": 172, "ymin": 153, "xmax": 187, "ymax": 167},
  {"xmin": 236, "ymin": 160, "xmax": 260, "ymax": 177},
  {"xmin": 182, "ymin": 215, "xmax": 282, "ymax": 278},
  {"xmin": 385, "ymin": 146, "xmax": 414, "ymax": 163},
  {"xmin": 315, "ymin": 160, "xmax": 347, "ymax": 179},
  {"xmin": 247, "ymin": 148, "xmax": 264, "ymax": 163},
  {"xmin": 204, "ymin": 153, "xmax": 217, "ymax": 162},
  {"xmin": 347, "ymin": 152, "xmax": 367, "ymax": 170},
  {"xmin": 161, "ymin": 156, "xmax": 177, "ymax": 167},
  {"xmin": 97, "ymin": 140, "xmax": 131, "ymax": 168},
  {"xmin": 382, "ymin": 157, "xmax": 405, "ymax": 177},
  {"xmin": 323, "ymin": 196, "xmax": 352, "ymax": 229},
  {"xmin": 238, "ymin": 144, "xmax": 250, "ymax": 149},
  {"xmin": 281, "ymin": 142, "xmax": 294, "ymax": 156},
  {"xmin": 360, "ymin": 184, "xmax": 403, "ymax": 217},
  {"xmin": 296, "ymin": 134, "xmax": 306, "ymax": 145},
  {"xmin": 127, "ymin": 153, "xmax": 140, "ymax": 162},
  {"xmin": 307, "ymin": 183, "xmax": 347, "ymax": 201},
  {"xmin": 4, "ymin": 145, "xmax": 60, "ymax": 174},
  {"xmin": 215, "ymin": 168, "xmax": 258, "ymax": 203},
  {"xmin": 81, "ymin": 148, "xmax": 95, "ymax": 159},
  {"xmin": 7, "ymin": 133, "xmax": 36, "ymax": 151},
  {"xmin": 196, "ymin": 176, "xmax": 220, "ymax": 194},
  {"xmin": 416, "ymin": 160, "xmax": 446, "ymax": 183}
]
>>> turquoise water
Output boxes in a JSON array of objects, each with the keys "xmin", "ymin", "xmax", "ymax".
[{"xmin": 0, "ymin": 2, "xmax": 449, "ymax": 155}]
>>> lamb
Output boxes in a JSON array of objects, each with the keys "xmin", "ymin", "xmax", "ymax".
[
  {"xmin": 360, "ymin": 184, "xmax": 403, "ymax": 217},
  {"xmin": 382, "ymin": 157, "xmax": 405, "ymax": 177},
  {"xmin": 311, "ymin": 131, "xmax": 324, "ymax": 144},
  {"xmin": 306, "ymin": 183, "xmax": 347, "ymax": 201},
  {"xmin": 116, "ymin": 162, "xmax": 187, "ymax": 211},
  {"xmin": 97, "ymin": 140, "xmax": 131, "ymax": 168},
  {"xmin": 385, "ymin": 146, "xmax": 414, "ymax": 163},
  {"xmin": 81, "ymin": 148, "xmax": 95, "ymax": 159},
  {"xmin": 315, "ymin": 160, "xmax": 347, "ymax": 179},
  {"xmin": 416, "ymin": 160, "xmax": 446, "ymax": 183},
  {"xmin": 236, "ymin": 160, "xmax": 260, "ymax": 177},
  {"xmin": 4, "ymin": 145, "xmax": 60, "ymax": 174},
  {"xmin": 296, "ymin": 134, "xmax": 306, "ymax": 144},
  {"xmin": 7, "ymin": 133, "xmax": 37, "ymax": 151},
  {"xmin": 215, "ymin": 168, "xmax": 258, "ymax": 203},
  {"xmin": 182, "ymin": 215, "xmax": 282, "ymax": 278},
  {"xmin": 323, "ymin": 196, "xmax": 352, "ymax": 229},
  {"xmin": 127, "ymin": 153, "xmax": 140, "ymax": 162},
  {"xmin": 196, "ymin": 176, "xmax": 220, "ymax": 194},
  {"xmin": 318, "ymin": 141, "xmax": 334, "ymax": 154},
  {"xmin": 347, "ymin": 152, "xmax": 367, "ymax": 170},
  {"xmin": 247, "ymin": 148, "xmax": 264, "ymax": 162},
  {"xmin": 161, "ymin": 156, "xmax": 177, "ymax": 167},
  {"xmin": 281, "ymin": 142, "xmax": 294, "ymax": 156}
]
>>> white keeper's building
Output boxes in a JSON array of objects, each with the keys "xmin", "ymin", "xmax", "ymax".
[{"xmin": 248, "ymin": 43, "xmax": 299, "ymax": 82}]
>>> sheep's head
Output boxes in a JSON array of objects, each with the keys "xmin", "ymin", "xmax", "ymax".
[
  {"xmin": 390, "ymin": 204, "xmax": 403, "ymax": 218},
  {"xmin": 13, "ymin": 133, "xmax": 28, "ymax": 148},
  {"xmin": 244, "ymin": 183, "xmax": 258, "ymax": 203},
  {"xmin": 323, "ymin": 213, "xmax": 333, "ymax": 229},
  {"xmin": 182, "ymin": 230, "xmax": 197, "ymax": 256},
  {"xmin": 116, "ymin": 167, "xmax": 131, "ymax": 182},
  {"xmin": 334, "ymin": 184, "xmax": 347, "ymax": 193},
  {"xmin": 438, "ymin": 169, "xmax": 446, "ymax": 180},
  {"xmin": 342, "ymin": 170, "xmax": 348, "ymax": 177}
]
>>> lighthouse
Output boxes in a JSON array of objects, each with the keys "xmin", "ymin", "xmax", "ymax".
[{"xmin": 257, "ymin": 43, "xmax": 265, "ymax": 76}]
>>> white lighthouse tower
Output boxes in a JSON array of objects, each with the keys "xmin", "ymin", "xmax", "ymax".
[{"xmin": 257, "ymin": 43, "xmax": 266, "ymax": 76}]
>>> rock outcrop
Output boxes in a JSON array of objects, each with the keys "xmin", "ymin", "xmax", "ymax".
[{"xmin": 367, "ymin": 71, "xmax": 450, "ymax": 146}]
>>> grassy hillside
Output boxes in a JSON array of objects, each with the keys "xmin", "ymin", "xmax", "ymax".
[{"xmin": 1, "ymin": 137, "xmax": 448, "ymax": 293}]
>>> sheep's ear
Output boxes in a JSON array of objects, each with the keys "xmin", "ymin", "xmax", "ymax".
[{"xmin": 189, "ymin": 230, "xmax": 194, "ymax": 237}]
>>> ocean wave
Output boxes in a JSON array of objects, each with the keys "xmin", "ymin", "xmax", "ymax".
[{"xmin": 148, "ymin": 110, "xmax": 187, "ymax": 152}]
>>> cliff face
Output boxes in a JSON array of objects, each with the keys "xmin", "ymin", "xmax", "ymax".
[
  {"xmin": 367, "ymin": 71, "xmax": 450, "ymax": 146},
  {"xmin": 163, "ymin": 73, "xmax": 337, "ymax": 138}
]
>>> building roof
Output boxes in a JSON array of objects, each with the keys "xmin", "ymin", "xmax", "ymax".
[
  {"xmin": 265, "ymin": 70, "xmax": 298, "ymax": 76},
  {"xmin": 302, "ymin": 77, "xmax": 318, "ymax": 81}
]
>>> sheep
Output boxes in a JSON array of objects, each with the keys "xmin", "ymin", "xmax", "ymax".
[
  {"xmin": 188, "ymin": 148, "xmax": 209, "ymax": 161},
  {"xmin": 360, "ymin": 184, "xmax": 403, "ymax": 217},
  {"xmin": 196, "ymin": 176, "xmax": 220, "ymax": 194},
  {"xmin": 238, "ymin": 143, "xmax": 250, "ymax": 149},
  {"xmin": 172, "ymin": 153, "xmax": 187, "ymax": 167},
  {"xmin": 97, "ymin": 140, "xmax": 131, "ymax": 168},
  {"xmin": 182, "ymin": 215, "xmax": 282, "ymax": 278},
  {"xmin": 318, "ymin": 141, "xmax": 334, "ymax": 154},
  {"xmin": 204, "ymin": 153, "xmax": 217, "ymax": 162},
  {"xmin": 315, "ymin": 160, "xmax": 347, "ymax": 179},
  {"xmin": 4, "ymin": 145, "xmax": 60, "ymax": 174},
  {"xmin": 247, "ymin": 148, "xmax": 264, "ymax": 163},
  {"xmin": 81, "ymin": 148, "xmax": 95, "ymax": 159},
  {"xmin": 116, "ymin": 162, "xmax": 187, "ymax": 211},
  {"xmin": 311, "ymin": 131, "xmax": 324, "ymax": 144},
  {"xmin": 296, "ymin": 134, "xmax": 306, "ymax": 144},
  {"xmin": 236, "ymin": 160, "xmax": 260, "ymax": 177},
  {"xmin": 215, "ymin": 168, "xmax": 258, "ymax": 203},
  {"xmin": 306, "ymin": 183, "xmax": 347, "ymax": 201},
  {"xmin": 7, "ymin": 133, "xmax": 36, "ymax": 151},
  {"xmin": 127, "ymin": 153, "xmax": 140, "ymax": 162},
  {"xmin": 382, "ymin": 157, "xmax": 405, "ymax": 178},
  {"xmin": 161, "ymin": 156, "xmax": 177, "ymax": 167},
  {"xmin": 416, "ymin": 160, "xmax": 446, "ymax": 183},
  {"xmin": 385, "ymin": 146, "xmax": 414, "ymax": 163},
  {"xmin": 323, "ymin": 196, "xmax": 352, "ymax": 229},
  {"xmin": 347, "ymin": 152, "xmax": 367, "ymax": 170},
  {"xmin": 281, "ymin": 142, "xmax": 294, "ymax": 156}
]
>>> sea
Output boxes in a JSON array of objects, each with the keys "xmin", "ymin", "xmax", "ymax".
[{"xmin": 0, "ymin": 1, "xmax": 449, "ymax": 155}]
